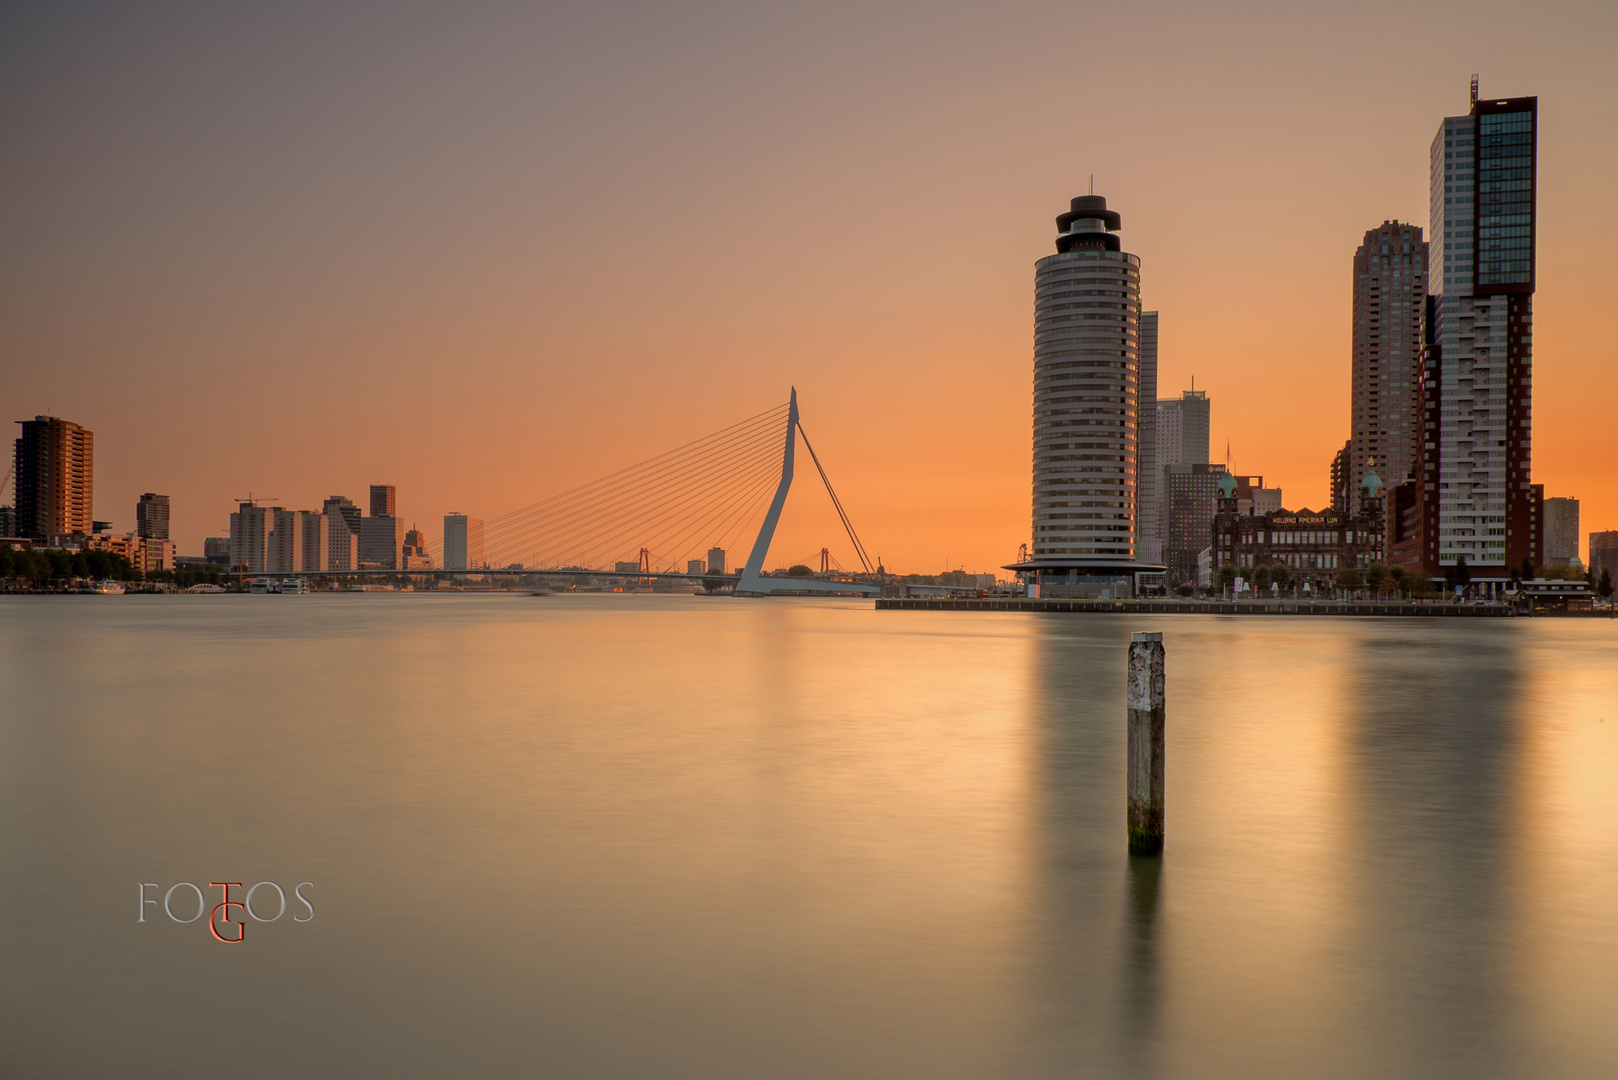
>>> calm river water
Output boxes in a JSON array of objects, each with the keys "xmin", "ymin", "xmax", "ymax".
[{"xmin": 2, "ymin": 595, "xmax": 1616, "ymax": 1078}]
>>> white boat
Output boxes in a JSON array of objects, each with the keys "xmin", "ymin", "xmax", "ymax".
[
  {"xmin": 185, "ymin": 583, "xmax": 226, "ymax": 594},
  {"xmin": 248, "ymin": 577, "xmax": 274, "ymax": 594},
  {"xmin": 277, "ymin": 578, "xmax": 309, "ymax": 594},
  {"xmin": 92, "ymin": 580, "xmax": 125, "ymax": 595}
]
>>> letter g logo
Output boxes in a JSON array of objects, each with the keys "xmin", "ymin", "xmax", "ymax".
[{"xmin": 208, "ymin": 882, "xmax": 246, "ymax": 943}]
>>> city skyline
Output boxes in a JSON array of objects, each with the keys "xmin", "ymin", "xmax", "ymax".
[{"xmin": 2, "ymin": 4, "xmax": 1614, "ymax": 571}]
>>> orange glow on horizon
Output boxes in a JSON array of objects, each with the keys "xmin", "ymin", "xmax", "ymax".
[{"xmin": 2, "ymin": 6, "xmax": 1613, "ymax": 573}]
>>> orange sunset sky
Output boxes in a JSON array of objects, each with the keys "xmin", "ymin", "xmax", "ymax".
[{"xmin": 3, "ymin": 1, "xmax": 1615, "ymax": 573}]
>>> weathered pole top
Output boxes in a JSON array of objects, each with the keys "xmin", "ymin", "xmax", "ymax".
[{"xmin": 1131, "ymin": 631, "xmax": 1163, "ymax": 643}]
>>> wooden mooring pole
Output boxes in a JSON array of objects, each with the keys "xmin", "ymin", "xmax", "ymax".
[{"xmin": 1127, "ymin": 631, "xmax": 1165, "ymax": 856}]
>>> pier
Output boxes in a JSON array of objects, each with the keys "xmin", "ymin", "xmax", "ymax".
[{"xmin": 876, "ymin": 597, "xmax": 1518, "ymax": 617}]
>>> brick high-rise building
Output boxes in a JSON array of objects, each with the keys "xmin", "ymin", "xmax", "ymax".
[
  {"xmin": 369, "ymin": 485, "xmax": 397, "ymax": 517},
  {"xmin": 13, "ymin": 415, "xmax": 93, "ymax": 541},
  {"xmin": 1410, "ymin": 84, "xmax": 1539, "ymax": 585},
  {"xmin": 1350, "ymin": 222, "xmax": 1428, "ymax": 487}
]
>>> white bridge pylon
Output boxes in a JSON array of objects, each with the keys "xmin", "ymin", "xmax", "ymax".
[{"xmin": 735, "ymin": 388, "xmax": 880, "ymax": 597}]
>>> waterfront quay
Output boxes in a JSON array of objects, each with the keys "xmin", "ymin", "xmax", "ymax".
[{"xmin": 877, "ymin": 597, "xmax": 1522, "ymax": 617}]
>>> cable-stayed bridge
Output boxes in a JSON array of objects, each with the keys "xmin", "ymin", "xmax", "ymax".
[{"xmin": 300, "ymin": 388, "xmax": 880, "ymax": 596}]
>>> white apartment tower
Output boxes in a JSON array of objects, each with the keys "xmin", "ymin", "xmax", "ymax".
[
  {"xmin": 1019, "ymin": 193, "xmax": 1160, "ymax": 597},
  {"xmin": 268, "ymin": 508, "xmax": 303, "ymax": 573},
  {"xmin": 299, "ymin": 510, "xmax": 329, "ymax": 573},
  {"xmin": 229, "ymin": 502, "xmax": 273, "ymax": 573},
  {"xmin": 443, "ymin": 513, "xmax": 485, "ymax": 572},
  {"xmin": 324, "ymin": 495, "xmax": 361, "ymax": 572}
]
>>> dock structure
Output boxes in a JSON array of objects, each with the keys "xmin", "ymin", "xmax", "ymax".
[{"xmin": 876, "ymin": 597, "xmax": 1517, "ymax": 617}]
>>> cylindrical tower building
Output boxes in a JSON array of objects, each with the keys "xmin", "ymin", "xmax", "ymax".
[{"xmin": 1023, "ymin": 194, "xmax": 1156, "ymax": 597}]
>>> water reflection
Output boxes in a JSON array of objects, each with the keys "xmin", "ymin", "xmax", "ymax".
[
  {"xmin": 1340, "ymin": 624, "xmax": 1529, "ymax": 1077},
  {"xmin": 0, "ymin": 599, "xmax": 1615, "ymax": 1078},
  {"xmin": 1124, "ymin": 855, "xmax": 1162, "ymax": 1045}
]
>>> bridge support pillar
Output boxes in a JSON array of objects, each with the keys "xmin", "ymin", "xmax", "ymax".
[{"xmin": 1127, "ymin": 631, "xmax": 1165, "ymax": 856}]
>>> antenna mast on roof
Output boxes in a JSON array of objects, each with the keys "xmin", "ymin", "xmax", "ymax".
[
  {"xmin": 1089, "ymin": 174, "xmax": 1094, "ymax": 196},
  {"xmin": 1470, "ymin": 74, "xmax": 1479, "ymax": 106}
]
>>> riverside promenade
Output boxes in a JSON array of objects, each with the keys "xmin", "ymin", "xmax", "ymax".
[{"xmin": 876, "ymin": 597, "xmax": 1519, "ymax": 617}]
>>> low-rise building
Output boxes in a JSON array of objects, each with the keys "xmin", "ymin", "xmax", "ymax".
[
  {"xmin": 139, "ymin": 537, "xmax": 173, "ymax": 573},
  {"xmin": 1211, "ymin": 471, "xmax": 1386, "ymax": 591},
  {"xmin": 85, "ymin": 531, "xmax": 172, "ymax": 573},
  {"xmin": 1518, "ymin": 577, "xmax": 1594, "ymax": 611}
]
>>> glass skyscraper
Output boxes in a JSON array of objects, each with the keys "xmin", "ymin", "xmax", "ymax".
[{"xmin": 1414, "ymin": 87, "xmax": 1540, "ymax": 578}]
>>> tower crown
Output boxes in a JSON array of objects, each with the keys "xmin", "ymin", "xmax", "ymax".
[{"xmin": 1055, "ymin": 194, "xmax": 1122, "ymax": 253}]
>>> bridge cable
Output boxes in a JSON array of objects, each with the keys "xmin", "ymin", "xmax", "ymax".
[{"xmin": 794, "ymin": 421, "xmax": 875, "ymax": 575}]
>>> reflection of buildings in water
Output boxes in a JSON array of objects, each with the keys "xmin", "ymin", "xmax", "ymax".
[
  {"xmin": 1011, "ymin": 617, "xmax": 1601, "ymax": 1075},
  {"xmin": 1016, "ymin": 618, "xmax": 1159, "ymax": 1075},
  {"xmin": 1514, "ymin": 629, "xmax": 1618, "ymax": 1060},
  {"xmin": 1340, "ymin": 624, "xmax": 1528, "ymax": 1074}
]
